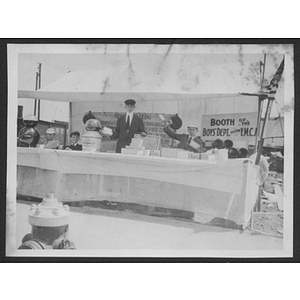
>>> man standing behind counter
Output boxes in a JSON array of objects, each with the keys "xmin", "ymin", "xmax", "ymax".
[
  {"xmin": 163, "ymin": 121, "xmax": 206, "ymax": 153},
  {"xmin": 109, "ymin": 99, "xmax": 147, "ymax": 153}
]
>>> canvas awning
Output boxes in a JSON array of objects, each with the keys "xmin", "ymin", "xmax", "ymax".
[
  {"xmin": 18, "ymin": 52, "xmax": 261, "ymax": 103},
  {"xmin": 18, "ymin": 89, "xmax": 240, "ymax": 103}
]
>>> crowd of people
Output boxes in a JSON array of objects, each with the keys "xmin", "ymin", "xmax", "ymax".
[{"xmin": 210, "ymin": 138, "xmax": 249, "ymax": 159}]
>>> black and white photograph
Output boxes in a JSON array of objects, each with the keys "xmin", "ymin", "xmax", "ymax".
[{"xmin": 6, "ymin": 42, "xmax": 294, "ymax": 258}]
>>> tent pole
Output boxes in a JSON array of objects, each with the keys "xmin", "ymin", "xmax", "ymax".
[
  {"xmin": 254, "ymin": 55, "xmax": 267, "ymax": 153},
  {"xmin": 255, "ymin": 97, "xmax": 272, "ymax": 165},
  {"xmin": 33, "ymin": 71, "xmax": 39, "ymax": 116},
  {"xmin": 69, "ymin": 102, "xmax": 72, "ymax": 139},
  {"xmin": 254, "ymin": 97, "xmax": 263, "ymax": 152},
  {"xmin": 37, "ymin": 63, "xmax": 42, "ymax": 120},
  {"xmin": 261, "ymin": 55, "xmax": 266, "ymax": 87}
]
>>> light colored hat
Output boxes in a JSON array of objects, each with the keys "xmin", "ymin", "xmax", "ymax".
[
  {"xmin": 187, "ymin": 122, "xmax": 198, "ymax": 128},
  {"xmin": 46, "ymin": 128, "xmax": 55, "ymax": 134}
]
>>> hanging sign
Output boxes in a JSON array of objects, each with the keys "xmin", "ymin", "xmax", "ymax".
[{"xmin": 202, "ymin": 112, "xmax": 258, "ymax": 141}]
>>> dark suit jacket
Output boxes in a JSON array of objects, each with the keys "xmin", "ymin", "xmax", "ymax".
[
  {"xmin": 163, "ymin": 126, "xmax": 205, "ymax": 153},
  {"xmin": 111, "ymin": 113, "xmax": 146, "ymax": 153},
  {"xmin": 64, "ymin": 143, "xmax": 82, "ymax": 151}
]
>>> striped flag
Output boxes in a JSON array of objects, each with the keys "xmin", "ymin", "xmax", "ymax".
[{"xmin": 261, "ymin": 58, "xmax": 284, "ymax": 100}]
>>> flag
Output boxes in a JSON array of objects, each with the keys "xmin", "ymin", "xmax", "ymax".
[{"xmin": 261, "ymin": 58, "xmax": 284, "ymax": 100}]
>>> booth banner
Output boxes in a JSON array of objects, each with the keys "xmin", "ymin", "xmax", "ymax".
[
  {"xmin": 202, "ymin": 113, "xmax": 258, "ymax": 141},
  {"xmin": 93, "ymin": 112, "xmax": 174, "ymax": 148}
]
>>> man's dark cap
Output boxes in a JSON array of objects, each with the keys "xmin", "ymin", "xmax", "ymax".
[{"xmin": 124, "ymin": 99, "xmax": 136, "ymax": 105}]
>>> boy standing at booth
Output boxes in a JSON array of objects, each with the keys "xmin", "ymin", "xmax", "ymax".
[
  {"xmin": 163, "ymin": 122, "xmax": 206, "ymax": 153},
  {"xmin": 64, "ymin": 131, "xmax": 82, "ymax": 151}
]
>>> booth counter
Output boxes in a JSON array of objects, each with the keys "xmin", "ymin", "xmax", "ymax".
[{"xmin": 17, "ymin": 148, "xmax": 260, "ymax": 227}]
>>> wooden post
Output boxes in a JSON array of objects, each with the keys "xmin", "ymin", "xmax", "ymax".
[
  {"xmin": 255, "ymin": 97, "xmax": 271, "ymax": 165},
  {"xmin": 250, "ymin": 209, "xmax": 254, "ymax": 230},
  {"xmin": 255, "ymin": 55, "xmax": 266, "ymax": 153},
  {"xmin": 254, "ymin": 96, "xmax": 263, "ymax": 152},
  {"xmin": 34, "ymin": 71, "xmax": 39, "ymax": 116},
  {"xmin": 37, "ymin": 63, "xmax": 41, "ymax": 120},
  {"xmin": 257, "ymin": 185, "xmax": 262, "ymax": 212}
]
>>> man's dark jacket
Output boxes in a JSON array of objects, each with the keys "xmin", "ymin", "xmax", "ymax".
[
  {"xmin": 111, "ymin": 114, "xmax": 146, "ymax": 153},
  {"xmin": 64, "ymin": 143, "xmax": 82, "ymax": 151}
]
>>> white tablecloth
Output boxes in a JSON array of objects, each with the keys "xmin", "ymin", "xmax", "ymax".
[{"xmin": 17, "ymin": 148, "xmax": 260, "ymax": 226}]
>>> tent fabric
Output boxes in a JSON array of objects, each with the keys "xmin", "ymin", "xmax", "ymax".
[
  {"xmin": 18, "ymin": 90, "xmax": 241, "ymax": 103},
  {"xmin": 18, "ymin": 53, "xmax": 262, "ymax": 103}
]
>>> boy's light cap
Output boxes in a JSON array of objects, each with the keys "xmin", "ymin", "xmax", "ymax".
[
  {"xmin": 46, "ymin": 128, "xmax": 55, "ymax": 134},
  {"xmin": 187, "ymin": 122, "xmax": 198, "ymax": 128}
]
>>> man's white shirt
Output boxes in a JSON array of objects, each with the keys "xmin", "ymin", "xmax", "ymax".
[{"xmin": 126, "ymin": 112, "xmax": 134, "ymax": 126}]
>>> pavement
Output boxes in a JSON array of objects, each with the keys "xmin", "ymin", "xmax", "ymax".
[{"xmin": 14, "ymin": 202, "xmax": 284, "ymax": 257}]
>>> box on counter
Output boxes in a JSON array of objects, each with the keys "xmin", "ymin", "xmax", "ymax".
[
  {"xmin": 215, "ymin": 149, "xmax": 228, "ymax": 161},
  {"xmin": 161, "ymin": 148, "xmax": 184, "ymax": 158},
  {"xmin": 125, "ymin": 145, "xmax": 145, "ymax": 150},
  {"xmin": 150, "ymin": 150, "xmax": 161, "ymax": 157},
  {"xmin": 177, "ymin": 151, "xmax": 201, "ymax": 160},
  {"xmin": 201, "ymin": 153, "xmax": 210, "ymax": 160},
  {"xmin": 203, "ymin": 149, "xmax": 228, "ymax": 161},
  {"xmin": 121, "ymin": 148, "xmax": 144, "ymax": 156},
  {"xmin": 208, "ymin": 154, "xmax": 216, "ymax": 163},
  {"xmin": 177, "ymin": 151, "xmax": 190, "ymax": 159},
  {"xmin": 142, "ymin": 150, "xmax": 151, "ymax": 156},
  {"xmin": 188, "ymin": 152, "xmax": 201, "ymax": 160},
  {"xmin": 131, "ymin": 137, "xmax": 143, "ymax": 142},
  {"xmin": 130, "ymin": 138, "xmax": 144, "ymax": 146},
  {"xmin": 134, "ymin": 134, "xmax": 161, "ymax": 150}
]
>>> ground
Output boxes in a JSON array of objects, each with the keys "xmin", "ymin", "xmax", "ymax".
[
  {"xmin": 10, "ymin": 171, "xmax": 285, "ymax": 255},
  {"xmin": 12, "ymin": 202, "xmax": 284, "ymax": 256},
  {"xmin": 252, "ymin": 171, "xmax": 284, "ymax": 236},
  {"xmin": 253, "ymin": 212, "xmax": 283, "ymax": 235}
]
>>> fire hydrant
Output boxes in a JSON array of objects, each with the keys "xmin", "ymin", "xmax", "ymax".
[{"xmin": 18, "ymin": 194, "xmax": 76, "ymax": 250}]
